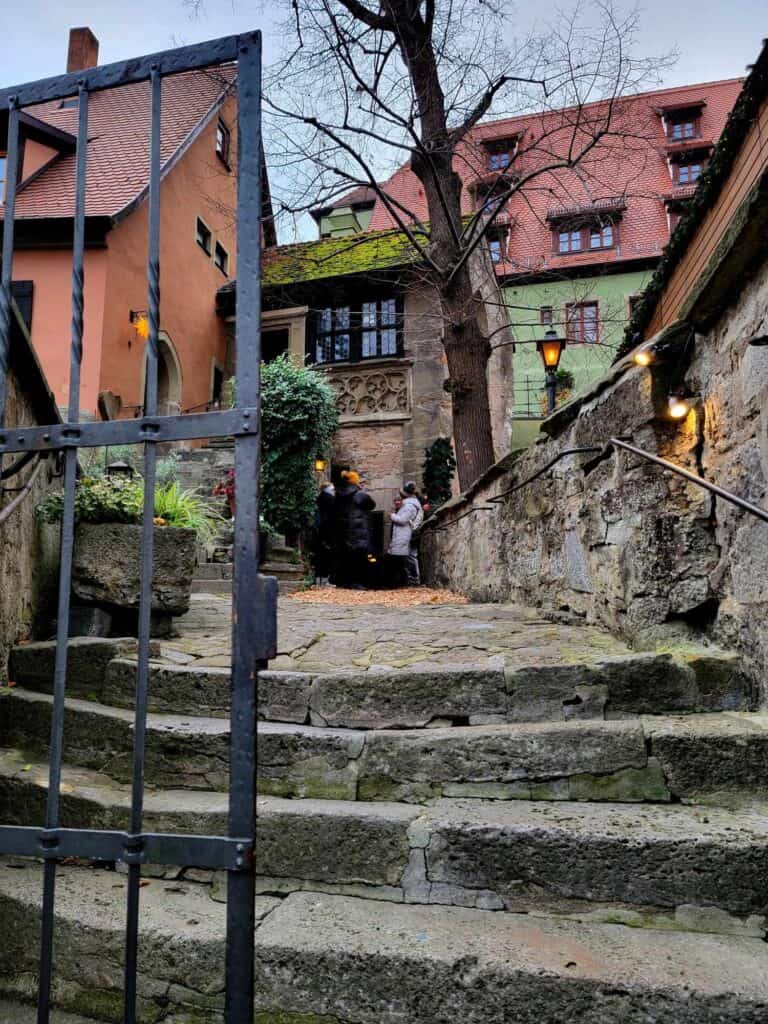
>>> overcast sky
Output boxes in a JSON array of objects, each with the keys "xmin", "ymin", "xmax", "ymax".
[{"xmin": 1, "ymin": 0, "xmax": 764, "ymax": 90}]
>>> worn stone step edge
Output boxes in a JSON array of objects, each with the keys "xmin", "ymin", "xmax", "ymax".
[
  {"xmin": 0, "ymin": 867, "xmax": 766, "ymax": 1024},
  {"xmin": 1, "ymin": 752, "xmax": 767, "ymax": 928},
  {"xmin": 3, "ymin": 689, "xmax": 767, "ymax": 804},
  {"xmin": 8, "ymin": 643, "xmax": 754, "ymax": 727}
]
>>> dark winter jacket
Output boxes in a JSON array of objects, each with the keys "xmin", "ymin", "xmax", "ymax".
[
  {"xmin": 334, "ymin": 483, "xmax": 376, "ymax": 553},
  {"xmin": 315, "ymin": 485, "xmax": 336, "ymax": 544}
]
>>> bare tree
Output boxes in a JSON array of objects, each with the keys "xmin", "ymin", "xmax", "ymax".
[{"xmin": 265, "ymin": 0, "xmax": 672, "ymax": 488}]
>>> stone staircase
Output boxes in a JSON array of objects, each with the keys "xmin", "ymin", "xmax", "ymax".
[
  {"xmin": 175, "ymin": 442, "xmax": 305, "ymax": 595},
  {"xmin": 0, "ymin": 628, "xmax": 767, "ymax": 1021}
]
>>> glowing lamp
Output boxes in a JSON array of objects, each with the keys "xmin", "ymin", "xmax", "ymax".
[
  {"xmin": 633, "ymin": 346, "xmax": 653, "ymax": 367},
  {"xmin": 668, "ymin": 394, "xmax": 690, "ymax": 419},
  {"xmin": 314, "ymin": 458, "xmax": 327, "ymax": 472},
  {"xmin": 536, "ymin": 328, "xmax": 566, "ymax": 371}
]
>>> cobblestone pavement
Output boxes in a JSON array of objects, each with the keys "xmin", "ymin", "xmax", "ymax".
[{"xmin": 162, "ymin": 592, "xmax": 630, "ymax": 674}]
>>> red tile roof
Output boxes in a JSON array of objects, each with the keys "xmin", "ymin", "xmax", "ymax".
[
  {"xmin": 7, "ymin": 67, "xmax": 235, "ymax": 221},
  {"xmin": 367, "ymin": 78, "xmax": 742, "ymax": 275}
]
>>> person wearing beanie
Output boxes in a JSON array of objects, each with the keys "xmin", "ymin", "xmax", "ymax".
[{"xmin": 333, "ymin": 469, "xmax": 376, "ymax": 588}]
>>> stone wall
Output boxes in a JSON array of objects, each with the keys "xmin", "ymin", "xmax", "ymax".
[
  {"xmin": 0, "ymin": 351, "xmax": 61, "ymax": 681},
  {"xmin": 423, "ymin": 255, "xmax": 768, "ymax": 701}
]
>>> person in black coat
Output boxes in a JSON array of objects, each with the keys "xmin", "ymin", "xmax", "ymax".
[
  {"xmin": 313, "ymin": 482, "xmax": 336, "ymax": 585},
  {"xmin": 333, "ymin": 470, "xmax": 376, "ymax": 588}
]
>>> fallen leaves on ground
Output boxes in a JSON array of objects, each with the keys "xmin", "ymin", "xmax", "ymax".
[{"xmin": 289, "ymin": 585, "xmax": 468, "ymax": 607}]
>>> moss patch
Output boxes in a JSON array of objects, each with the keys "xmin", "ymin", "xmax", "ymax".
[
  {"xmin": 255, "ymin": 1013, "xmax": 347, "ymax": 1024},
  {"xmin": 262, "ymin": 228, "xmax": 424, "ymax": 288}
]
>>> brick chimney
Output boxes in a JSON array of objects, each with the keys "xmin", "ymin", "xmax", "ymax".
[{"xmin": 67, "ymin": 28, "xmax": 99, "ymax": 73}]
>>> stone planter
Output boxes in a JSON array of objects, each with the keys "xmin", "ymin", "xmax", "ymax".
[{"xmin": 72, "ymin": 523, "xmax": 197, "ymax": 617}]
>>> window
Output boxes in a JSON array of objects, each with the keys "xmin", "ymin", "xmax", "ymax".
[
  {"xmin": 214, "ymin": 241, "xmax": 229, "ymax": 275},
  {"xmin": 487, "ymin": 229, "xmax": 507, "ymax": 264},
  {"xmin": 485, "ymin": 137, "xmax": 517, "ymax": 172},
  {"xmin": 589, "ymin": 224, "xmax": 613, "ymax": 249},
  {"xmin": 313, "ymin": 297, "xmax": 402, "ymax": 364},
  {"xmin": 196, "ymin": 217, "xmax": 212, "ymax": 255},
  {"xmin": 316, "ymin": 306, "xmax": 351, "ymax": 363},
  {"xmin": 540, "ymin": 306, "xmax": 553, "ymax": 326},
  {"xmin": 566, "ymin": 301, "xmax": 599, "ymax": 344},
  {"xmin": 558, "ymin": 229, "xmax": 582, "ymax": 254},
  {"xmin": 555, "ymin": 221, "xmax": 617, "ymax": 254},
  {"xmin": 666, "ymin": 111, "xmax": 700, "ymax": 141},
  {"xmin": 216, "ymin": 119, "xmax": 231, "ymax": 166},
  {"xmin": 674, "ymin": 160, "xmax": 704, "ymax": 185},
  {"xmin": 0, "ymin": 154, "xmax": 6, "ymax": 203}
]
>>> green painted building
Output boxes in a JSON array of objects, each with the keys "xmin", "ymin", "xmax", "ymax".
[{"xmin": 503, "ymin": 268, "xmax": 653, "ymax": 447}]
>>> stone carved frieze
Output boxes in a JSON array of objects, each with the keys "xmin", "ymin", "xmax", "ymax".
[{"xmin": 326, "ymin": 364, "xmax": 411, "ymax": 422}]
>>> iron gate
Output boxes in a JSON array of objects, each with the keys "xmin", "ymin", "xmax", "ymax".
[{"xmin": 0, "ymin": 31, "xmax": 276, "ymax": 1024}]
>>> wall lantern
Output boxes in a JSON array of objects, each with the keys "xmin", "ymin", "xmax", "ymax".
[
  {"xmin": 314, "ymin": 458, "xmax": 328, "ymax": 473},
  {"xmin": 667, "ymin": 393, "xmax": 691, "ymax": 419},
  {"xmin": 105, "ymin": 459, "xmax": 135, "ymax": 480},
  {"xmin": 536, "ymin": 328, "xmax": 567, "ymax": 415},
  {"xmin": 633, "ymin": 344, "xmax": 654, "ymax": 367}
]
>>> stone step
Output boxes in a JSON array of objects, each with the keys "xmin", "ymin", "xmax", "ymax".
[
  {"xmin": 294, "ymin": 650, "xmax": 753, "ymax": 728},
  {"xmin": 3, "ymin": 690, "xmax": 767, "ymax": 804},
  {"xmin": 194, "ymin": 562, "xmax": 233, "ymax": 581},
  {"xmin": 0, "ymin": 688, "xmax": 231, "ymax": 791},
  {"xmin": 9, "ymin": 641, "xmax": 752, "ymax": 728},
  {"xmin": 191, "ymin": 579, "xmax": 233, "ymax": 595},
  {"xmin": 1, "ymin": 752, "xmax": 766, "ymax": 924},
  {"xmin": 0, "ymin": 864, "xmax": 766, "ymax": 1023}
]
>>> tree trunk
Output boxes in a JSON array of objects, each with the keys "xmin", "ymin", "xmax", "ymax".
[{"xmin": 440, "ymin": 265, "xmax": 496, "ymax": 490}]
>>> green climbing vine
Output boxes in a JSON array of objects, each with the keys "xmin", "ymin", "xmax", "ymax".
[
  {"xmin": 422, "ymin": 437, "xmax": 457, "ymax": 509},
  {"xmin": 230, "ymin": 357, "xmax": 338, "ymax": 535}
]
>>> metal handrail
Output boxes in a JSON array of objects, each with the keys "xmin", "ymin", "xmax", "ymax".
[
  {"xmin": 607, "ymin": 437, "xmax": 768, "ymax": 523},
  {"xmin": 428, "ymin": 436, "xmax": 768, "ymax": 532}
]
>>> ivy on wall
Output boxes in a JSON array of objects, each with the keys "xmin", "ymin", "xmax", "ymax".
[
  {"xmin": 422, "ymin": 437, "xmax": 457, "ymax": 509},
  {"xmin": 231, "ymin": 357, "xmax": 338, "ymax": 535}
]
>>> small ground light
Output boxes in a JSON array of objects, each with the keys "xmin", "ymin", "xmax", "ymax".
[
  {"xmin": 633, "ymin": 346, "xmax": 653, "ymax": 367},
  {"xmin": 668, "ymin": 394, "xmax": 690, "ymax": 419}
]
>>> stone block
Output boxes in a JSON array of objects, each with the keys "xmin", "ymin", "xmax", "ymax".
[
  {"xmin": 257, "ymin": 722, "xmax": 364, "ymax": 801},
  {"xmin": 644, "ymin": 713, "xmax": 768, "ymax": 800},
  {"xmin": 568, "ymin": 759, "xmax": 671, "ymax": 802},
  {"xmin": 72, "ymin": 523, "xmax": 196, "ymax": 614},
  {"xmin": 422, "ymin": 800, "xmax": 768, "ymax": 916},
  {"xmin": 309, "ymin": 665, "xmax": 507, "ymax": 729},
  {"xmin": 258, "ymin": 672, "xmax": 312, "ymax": 724},
  {"xmin": 8, "ymin": 637, "xmax": 139, "ymax": 699},
  {"xmin": 104, "ymin": 659, "xmax": 231, "ymax": 716},
  {"xmin": 255, "ymin": 797, "xmax": 417, "ymax": 886},
  {"xmin": 358, "ymin": 720, "xmax": 647, "ymax": 792}
]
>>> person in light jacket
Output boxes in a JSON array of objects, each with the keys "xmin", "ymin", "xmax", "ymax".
[{"xmin": 387, "ymin": 484, "xmax": 423, "ymax": 586}]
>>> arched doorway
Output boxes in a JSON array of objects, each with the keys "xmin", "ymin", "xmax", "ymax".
[{"xmin": 144, "ymin": 332, "xmax": 182, "ymax": 415}]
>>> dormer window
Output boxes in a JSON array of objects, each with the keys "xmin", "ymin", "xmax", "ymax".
[
  {"xmin": 656, "ymin": 99, "xmax": 706, "ymax": 144},
  {"xmin": 672, "ymin": 155, "xmax": 706, "ymax": 185},
  {"xmin": 554, "ymin": 219, "xmax": 616, "ymax": 254},
  {"xmin": 484, "ymin": 136, "xmax": 518, "ymax": 173},
  {"xmin": 666, "ymin": 111, "xmax": 700, "ymax": 141}
]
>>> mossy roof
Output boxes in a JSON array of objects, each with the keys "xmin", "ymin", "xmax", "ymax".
[{"xmin": 262, "ymin": 227, "xmax": 425, "ymax": 288}]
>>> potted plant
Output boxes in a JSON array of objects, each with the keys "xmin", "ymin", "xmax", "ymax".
[{"xmin": 37, "ymin": 477, "xmax": 221, "ymax": 632}]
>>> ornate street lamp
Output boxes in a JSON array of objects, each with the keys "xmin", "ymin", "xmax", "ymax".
[{"xmin": 536, "ymin": 328, "xmax": 567, "ymax": 415}]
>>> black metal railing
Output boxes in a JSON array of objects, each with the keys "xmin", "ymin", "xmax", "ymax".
[
  {"xmin": 0, "ymin": 33, "xmax": 276, "ymax": 1024},
  {"xmin": 429, "ymin": 437, "xmax": 768, "ymax": 532}
]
